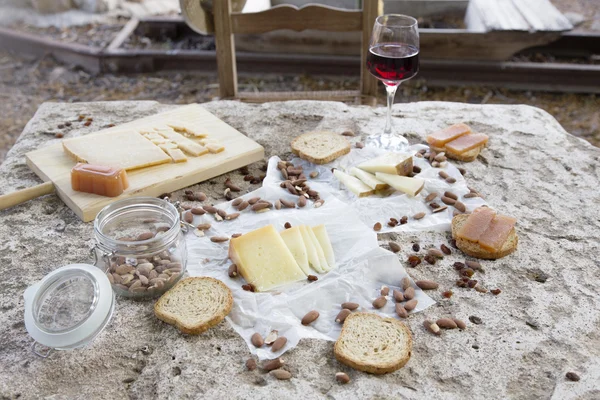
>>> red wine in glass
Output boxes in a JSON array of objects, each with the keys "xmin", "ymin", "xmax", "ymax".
[{"xmin": 366, "ymin": 43, "xmax": 419, "ymax": 86}]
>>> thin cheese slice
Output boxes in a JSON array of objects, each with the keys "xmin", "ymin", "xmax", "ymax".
[
  {"xmin": 228, "ymin": 225, "xmax": 306, "ymax": 292},
  {"xmin": 375, "ymin": 173, "xmax": 425, "ymax": 196},
  {"xmin": 312, "ymin": 225, "xmax": 335, "ymax": 270},
  {"xmin": 206, "ymin": 143, "xmax": 225, "ymax": 154},
  {"xmin": 280, "ymin": 227, "xmax": 311, "ymax": 275},
  {"xmin": 165, "ymin": 148, "xmax": 187, "ymax": 163},
  {"xmin": 426, "ymin": 123, "xmax": 471, "ymax": 148},
  {"xmin": 166, "ymin": 123, "xmax": 208, "ymax": 138},
  {"xmin": 456, "ymin": 207, "xmax": 496, "ymax": 242},
  {"xmin": 299, "ymin": 225, "xmax": 324, "ymax": 273},
  {"xmin": 478, "ymin": 215, "xmax": 516, "ymax": 252},
  {"xmin": 199, "ymin": 138, "xmax": 219, "ymax": 145},
  {"xmin": 178, "ymin": 142, "xmax": 209, "ymax": 157},
  {"xmin": 62, "ymin": 130, "xmax": 171, "ymax": 171},
  {"xmin": 349, "ymin": 167, "xmax": 389, "ymax": 190},
  {"xmin": 159, "ymin": 143, "xmax": 178, "ymax": 151},
  {"xmin": 304, "ymin": 225, "xmax": 329, "ymax": 272},
  {"xmin": 156, "ymin": 129, "xmax": 208, "ymax": 156},
  {"xmin": 357, "ymin": 153, "xmax": 413, "ymax": 176},
  {"xmin": 150, "ymin": 138, "xmax": 168, "ymax": 145},
  {"xmin": 445, "ymin": 133, "xmax": 489, "ymax": 155},
  {"xmin": 333, "ymin": 169, "xmax": 374, "ymax": 198}
]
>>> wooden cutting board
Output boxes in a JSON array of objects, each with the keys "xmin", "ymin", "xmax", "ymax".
[{"xmin": 25, "ymin": 104, "xmax": 264, "ymax": 222}]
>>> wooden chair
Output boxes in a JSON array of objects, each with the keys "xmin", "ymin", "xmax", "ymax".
[{"xmin": 213, "ymin": 0, "xmax": 381, "ymax": 105}]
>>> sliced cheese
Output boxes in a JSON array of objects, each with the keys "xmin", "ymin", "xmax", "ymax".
[
  {"xmin": 150, "ymin": 138, "xmax": 168, "ymax": 145},
  {"xmin": 178, "ymin": 141, "xmax": 209, "ymax": 157},
  {"xmin": 165, "ymin": 148, "xmax": 187, "ymax": 163},
  {"xmin": 199, "ymin": 138, "xmax": 219, "ymax": 145},
  {"xmin": 183, "ymin": 127, "xmax": 208, "ymax": 138},
  {"xmin": 426, "ymin": 123, "xmax": 471, "ymax": 148},
  {"xmin": 228, "ymin": 225, "xmax": 306, "ymax": 292},
  {"xmin": 312, "ymin": 225, "xmax": 335, "ymax": 270},
  {"xmin": 375, "ymin": 172, "xmax": 425, "ymax": 196},
  {"xmin": 349, "ymin": 167, "xmax": 389, "ymax": 190},
  {"xmin": 357, "ymin": 153, "xmax": 413, "ymax": 176},
  {"xmin": 166, "ymin": 122, "xmax": 208, "ymax": 138},
  {"xmin": 333, "ymin": 169, "xmax": 374, "ymax": 198},
  {"xmin": 62, "ymin": 130, "xmax": 171, "ymax": 171},
  {"xmin": 280, "ymin": 227, "xmax": 311, "ymax": 275},
  {"xmin": 304, "ymin": 225, "xmax": 329, "ymax": 272},
  {"xmin": 206, "ymin": 143, "xmax": 225, "ymax": 154},
  {"xmin": 299, "ymin": 225, "xmax": 324, "ymax": 273},
  {"xmin": 159, "ymin": 143, "xmax": 178, "ymax": 151}
]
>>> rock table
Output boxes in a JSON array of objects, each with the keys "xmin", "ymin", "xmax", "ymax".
[{"xmin": 0, "ymin": 101, "xmax": 599, "ymax": 400}]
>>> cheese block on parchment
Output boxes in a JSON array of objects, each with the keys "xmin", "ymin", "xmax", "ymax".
[
  {"xmin": 280, "ymin": 226, "xmax": 311, "ymax": 275},
  {"xmin": 229, "ymin": 225, "xmax": 306, "ymax": 292},
  {"xmin": 62, "ymin": 130, "xmax": 171, "ymax": 171},
  {"xmin": 357, "ymin": 153, "xmax": 413, "ymax": 176}
]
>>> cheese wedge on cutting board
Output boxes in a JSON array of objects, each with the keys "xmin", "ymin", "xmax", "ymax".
[
  {"xmin": 357, "ymin": 153, "xmax": 413, "ymax": 176},
  {"xmin": 333, "ymin": 169, "xmax": 374, "ymax": 198},
  {"xmin": 349, "ymin": 167, "xmax": 389, "ymax": 190},
  {"xmin": 312, "ymin": 225, "xmax": 335, "ymax": 270},
  {"xmin": 229, "ymin": 225, "xmax": 306, "ymax": 292},
  {"xmin": 62, "ymin": 130, "xmax": 171, "ymax": 171},
  {"xmin": 375, "ymin": 173, "xmax": 425, "ymax": 196},
  {"xmin": 280, "ymin": 227, "xmax": 311, "ymax": 275},
  {"xmin": 299, "ymin": 225, "xmax": 325, "ymax": 273},
  {"xmin": 304, "ymin": 225, "xmax": 330, "ymax": 272}
]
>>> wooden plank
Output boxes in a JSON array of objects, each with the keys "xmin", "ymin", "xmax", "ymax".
[
  {"xmin": 238, "ymin": 90, "xmax": 362, "ymax": 103},
  {"xmin": 107, "ymin": 18, "xmax": 139, "ymax": 50},
  {"xmin": 213, "ymin": 0, "xmax": 238, "ymax": 98},
  {"xmin": 25, "ymin": 104, "xmax": 264, "ymax": 222},
  {"xmin": 361, "ymin": 0, "xmax": 381, "ymax": 102},
  {"xmin": 231, "ymin": 4, "xmax": 363, "ymax": 34}
]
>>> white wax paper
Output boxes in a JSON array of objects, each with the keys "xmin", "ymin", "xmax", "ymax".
[{"xmin": 185, "ymin": 187, "xmax": 434, "ymax": 360}]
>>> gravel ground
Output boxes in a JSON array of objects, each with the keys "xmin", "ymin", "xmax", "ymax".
[{"xmin": 0, "ymin": 51, "xmax": 598, "ymax": 164}]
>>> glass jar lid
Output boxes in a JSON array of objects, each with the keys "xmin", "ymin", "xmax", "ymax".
[{"xmin": 24, "ymin": 264, "xmax": 115, "ymax": 353}]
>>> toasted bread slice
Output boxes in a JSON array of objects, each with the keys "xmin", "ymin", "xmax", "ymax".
[
  {"xmin": 154, "ymin": 277, "xmax": 233, "ymax": 334},
  {"xmin": 291, "ymin": 131, "xmax": 350, "ymax": 164},
  {"xmin": 334, "ymin": 313, "xmax": 412, "ymax": 375},
  {"xmin": 452, "ymin": 214, "xmax": 518, "ymax": 259}
]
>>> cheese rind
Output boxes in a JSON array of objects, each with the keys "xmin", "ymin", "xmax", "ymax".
[
  {"xmin": 357, "ymin": 153, "xmax": 413, "ymax": 176},
  {"xmin": 62, "ymin": 130, "xmax": 171, "ymax": 171},
  {"xmin": 333, "ymin": 169, "xmax": 375, "ymax": 198},
  {"xmin": 312, "ymin": 225, "xmax": 335, "ymax": 270},
  {"xmin": 280, "ymin": 227, "xmax": 311, "ymax": 275},
  {"xmin": 228, "ymin": 225, "xmax": 306, "ymax": 292},
  {"xmin": 375, "ymin": 173, "xmax": 425, "ymax": 196},
  {"xmin": 299, "ymin": 225, "xmax": 325, "ymax": 273},
  {"xmin": 349, "ymin": 167, "xmax": 389, "ymax": 191}
]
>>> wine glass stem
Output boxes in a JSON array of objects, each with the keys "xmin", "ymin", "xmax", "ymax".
[{"xmin": 384, "ymin": 84, "xmax": 399, "ymax": 135}]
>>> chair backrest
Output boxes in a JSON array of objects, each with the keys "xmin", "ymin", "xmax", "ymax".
[{"xmin": 213, "ymin": 0, "xmax": 381, "ymax": 102}]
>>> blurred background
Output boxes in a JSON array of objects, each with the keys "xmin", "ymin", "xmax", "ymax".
[{"xmin": 0, "ymin": 0, "xmax": 598, "ymax": 162}]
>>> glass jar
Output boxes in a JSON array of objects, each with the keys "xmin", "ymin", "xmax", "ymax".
[{"xmin": 93, "ymin": 197, "xmax": 187, "ymax": 300}]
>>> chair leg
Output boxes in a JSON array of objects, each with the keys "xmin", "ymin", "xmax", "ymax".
[{"xmin": 214, "ymin": 0, "xmax": 238, "ymax": 99}]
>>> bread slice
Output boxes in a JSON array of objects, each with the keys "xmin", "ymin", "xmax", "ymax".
[
  {"xmin": 430, "ymin": 144, "xmax": 484, "ymax": 162},
  {"xmin": 154, "ymin": 277, "xmax": 233, "ymax": 334},
  {"xmin": 291, "ymin": 131, "xmax": 350, "ymax": 164},
  {"xmin": 334, "ymin": 313, "xmax": 412, "ymax": 374},
  {"xmin": 451, "ymin": 214, "xmax": 518, "ymax": 259}
]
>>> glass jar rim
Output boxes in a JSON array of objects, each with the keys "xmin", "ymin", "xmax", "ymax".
[{"xmin": 93, "ymin": 197, "xmax": 181, "ymax": 255}]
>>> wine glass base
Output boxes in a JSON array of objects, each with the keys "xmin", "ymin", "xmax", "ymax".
[{"xmin": 365, "ymin": 134, "xmax": 410, "ymax": 152}]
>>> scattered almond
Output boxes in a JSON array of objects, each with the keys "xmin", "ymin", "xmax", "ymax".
[
  {"xmin": 425, "ymin": 192, "xmax": 437, "ymax": 202},
  {"xmin": 404, "ymin": 286, "xmax": 415, "ymax": 300},
  {"xmin": 413, "ymin": 212, "xmax": 426, "ymax": 220},
  {"xmin": 210, "ymin": 236, "xmax": 229, "ymax": 243},
  {"xmin": 404, "ymin": 299, "xmax": 418, "ymax": 311},
  {"xmin": 335, "ymin": 372, "xmax": 350, "ymax": 384},
  {"xmin": 335, "ymin": 309, "xmax": 351, "ymax": 324},
  {"xmin": 307, "ymin": 274, "xmax": 318, "ymax": 281},
  {"xmin": 228, "ymin": 264, "xmax": 238, "ymax": 278},
  {"xmin": 372, "ymin": 296, "xmax": 387, "ymax": 309},
  {"xmin": 301, "ymin": 310, "xmax": 319, "ymax": 325},
  {"xmin": 388, "ymin": 242, "xmax": 401, "ymax": 253},
  {"xmin": 416, "ymin": 280, "xmax": 439, "ymax": 290},
  {"xmin": 401, "ymin": 277, "xmax": 411, "ymax": 291},
  {"xmin": 251, "ymin": 333, "xmax": 264, "ymax": 347},
  {"xmin": 341, "ymin": 302, "xmax": 359, "ymax": 311},
  {"xmin": 393, "ymin": 290, "xmax": 404, "ymax": 302},
  {"xmin": 373, "ymin": 222, "xmax": 382, "ymax": 231},
  {"xmin": 424, "ymin": 320, "xmax": 441, "ymax": 335},
  {"xmin": 436, "ymin": 318, "xmax": 458, "ymax": 329},
  {"xmin": 271, "ymin": 337, "xmax": 287, "ymax": 352},
  {"xmin": 191, "ymin": 207, "xmax": 206, "ymax": 215},
  {"xmin": 395, "ymin": 304, "xmax": 408, "ymax": 318},
  {"xmin": 262, "ymin": 358, "xmax": 284, "ymax": 371},
  {"xmin": 270, "ymin": 369, "xmax": 292, "ymax": 380},
  {"xmin": 453, "ymin": 318, "xmax": 467, "ymax": 330},
  {"xmin": 380, "ymin": 286, "xmax": 390, "ymax": 296},
  {"xmin": 245, "ymin": 358, "xmax": 257, "ymax": 371},
  {"xmin": 264, "ymin": 330, "xmax": 278, "ymax": 345}
]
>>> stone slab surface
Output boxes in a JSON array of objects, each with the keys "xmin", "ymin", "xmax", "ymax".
[{"xmin": 0, "ymin": 100, "xmax": 599, "ymax": 400}]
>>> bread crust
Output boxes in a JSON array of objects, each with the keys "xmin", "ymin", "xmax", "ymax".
[
  {"xmin": 334, "ymin": 313, "xmax": 412, "ymax": 374},
  {"xmin": 451, "ymin": 214, "xmax": 518, "ymax": 259},
  {"xmin": 291, "ymin": 131, "xmax": 350, "ymax": 164},
  {"xmin": 154, "ymin": 277, "xmax": 233, "ymax": 335}
]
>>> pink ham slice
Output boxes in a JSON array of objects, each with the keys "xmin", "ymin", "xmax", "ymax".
[
  {"xmin": 445, "ymin": 133, "xmax": 489, "ymax": 155},
  {"xmin": 456, "ymin": 207, "xmax": 496, "ymax": 242},
  {"xmin": 426, "ymin": 123, "xmax": 471, "ymax": 148},
  {"xmin": 478, "ymin": 215, "xmax": 517, "ymax": 252}
]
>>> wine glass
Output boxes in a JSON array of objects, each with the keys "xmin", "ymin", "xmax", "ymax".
[{"xmin": 366, "ymin": 14, "xmax": 419, "ymax": 151}]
